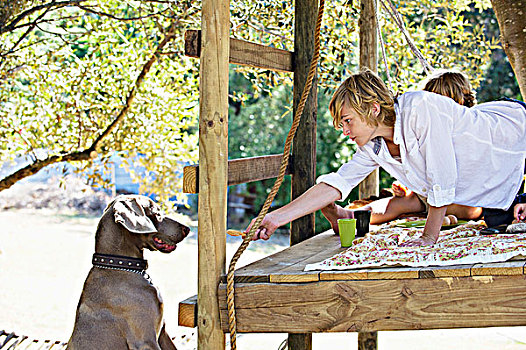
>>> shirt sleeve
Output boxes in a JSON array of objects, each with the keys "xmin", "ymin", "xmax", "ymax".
[
  {"xmin": 411, "ymin": 93, "xmax": 459, "ymax": 207},
  {"xmin": 316, "ymin": 147, "xmax": 379, "ymax": 200}
]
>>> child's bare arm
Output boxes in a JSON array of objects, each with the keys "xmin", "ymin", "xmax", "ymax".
[{"xmin": 246, "ymin": 182, "xmax": 341, "ymax": 240}]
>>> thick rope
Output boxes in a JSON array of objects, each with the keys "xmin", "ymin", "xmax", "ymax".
[
  {"xmin": 379, "ymin": 0, "xmax": 434, "ymax": 74},
  {"xmin": 225, "ymin": 0, "xmax": 325, "ymax": 348}
]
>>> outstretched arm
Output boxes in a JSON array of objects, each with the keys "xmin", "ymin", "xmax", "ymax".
[{"xmin": 246, "ymin": 182, "xmax": 342, "ymax": 240}]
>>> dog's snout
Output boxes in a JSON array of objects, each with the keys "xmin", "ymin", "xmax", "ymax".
[{"xmin": 182, "ymin": 225, "xmax": 190, "ymax": 237}]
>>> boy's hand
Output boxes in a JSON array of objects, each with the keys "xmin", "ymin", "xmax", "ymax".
[
  {"xmin": 400, "ymin": 234, "xmax": 438, "ymax": 246},
  {"xmin": 245, "ymin": 212, "xmax": 280, "ymax": 241},
  {"xmin": 400, "ymin": 205, "xmax": 445, "ymax": 247}
]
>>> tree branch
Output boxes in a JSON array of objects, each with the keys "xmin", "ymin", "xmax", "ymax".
[
  {"xmin": 10, "ymin": 15, "xmax": 81, "ymax": 31},
  {"xmin": 244, "ymin": 19, "xmax": 292, "ymax": 42},
  {"xmin": 1, "ymin": 0, "xmax": 86, "ymax": 35},
  {"xmin": 0, "ymin": 64, "xmax": 26, "ymax": 80},
  {"xmin": 76, "ymin": 4, "xmax": 168, "ymax": 22},
  {"xmin": 0, "ymin": 22, "xmax": 178, "ymax": 192},
  {"xmin": 35, "ymin": 24, "xmax": 77, "ymax": 44},
  {"xmin": 88, "ymin": 25, "xmax": 176, "ymax": 153},
  {"xmin": 0, "ymin": 0, "xmax": 199, "ymax": 192},
  {"xmin": 0, "ymin": 150, "xmax": 96, "ymax": 192},
  {"xmin": 4, "ymin": 5, "xmax": 52, "ymax": 56}
]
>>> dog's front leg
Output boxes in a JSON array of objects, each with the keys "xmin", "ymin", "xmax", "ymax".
[{"xmin": 158, "ymin": 323, "xmax": 177, "ymax": 350}]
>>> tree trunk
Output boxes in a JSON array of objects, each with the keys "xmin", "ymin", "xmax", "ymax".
[{"xmin": 491, "ymin": 0, "xmax": 526, "ymax": 99}]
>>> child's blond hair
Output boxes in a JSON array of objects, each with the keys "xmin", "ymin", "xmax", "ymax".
[
  {"xmin": 422, "ymin": 69, "xmax": 476, "ymax": 107},
  {"xmin": 329, "ymin": 68, "xmax": 396, "ymax": 129}
]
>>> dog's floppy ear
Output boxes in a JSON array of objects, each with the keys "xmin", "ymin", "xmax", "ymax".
[{"xmin": 112, "ymin": 195, "xmax": 163, "ymax": 234}]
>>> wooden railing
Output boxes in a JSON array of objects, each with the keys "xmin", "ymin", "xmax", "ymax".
[{"xmin": 182, "ymin": 154, "xmax": 292, "ymax": 194}]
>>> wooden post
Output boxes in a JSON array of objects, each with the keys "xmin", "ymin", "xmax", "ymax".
[
  {"xmin": 358, "ymin": 1, "xmax": 379, "ymax": 349},
  {"xmin": 197, "ymin": 0, "xmax": 229, "ymax": 349},
  {"xmin": 358, "ymin": 0, "xmax": 379, "ymax": 200},
  {"xmin": 290, "ymin": 0, "xmax": 318, "ymax": 349}
]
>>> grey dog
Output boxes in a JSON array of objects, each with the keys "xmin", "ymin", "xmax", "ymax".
[{"xmin": 67, "ymin": 195, "xmax": 190, "ymax": 350}]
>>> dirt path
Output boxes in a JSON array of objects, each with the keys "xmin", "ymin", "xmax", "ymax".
[{"xmin": 1, "ymin": 209, "xmax": 526, "ymax": 349}]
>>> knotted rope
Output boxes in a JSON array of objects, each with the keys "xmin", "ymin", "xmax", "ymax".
[{"xmin": 225, "ymin": 0, "xmax": 325, "ymax": 348}]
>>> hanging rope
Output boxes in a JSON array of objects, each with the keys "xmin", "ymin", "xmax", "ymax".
[
  {"xmin": 378, "ymin": 0, "xmax": 434, "ymax": 74},
  {"xmin": 373, "ymin": 0, "xmax": 394, "ymax": 92},
  {"xmin": 225, "ymin": 0, "xmax": 325, "ymax": 348}
]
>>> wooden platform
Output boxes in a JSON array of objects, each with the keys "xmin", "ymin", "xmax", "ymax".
[{"xmin": 179, "ymin": 230, "xmax": 526, "ymax": 333}]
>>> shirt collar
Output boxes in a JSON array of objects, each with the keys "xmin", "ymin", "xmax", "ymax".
[
  {"xmin": 372, "ymin": 137, "xmax": 382, "ymax": 155},
  {"xmin": 393, "ymin": 102, "xmax": 402, "ymax": 145}
]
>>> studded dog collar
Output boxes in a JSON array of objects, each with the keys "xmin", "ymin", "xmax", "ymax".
[{"xmin": 92, "ymin": 253, "xmax": 148, "ymax": 271}]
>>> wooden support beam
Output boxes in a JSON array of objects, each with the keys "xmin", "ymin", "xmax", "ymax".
[
  {"xmin": 290, "ymin": 0, "xmax": 318, "ymax": 348},
  {"xmin": 358, "ymin": 1, "xmax": 379, "ymax": 348},
  {"xmin": 183, "ymin": 154, "xmax": 292, "ymax": 193},
  {"xmin": 217, "ymin": 275, "xmax": 526, "ymax": 333},
  {"xmin": 180, "ymin": 272, "xmax": 526, "ymax": 331},
  {"xmin": 197, "ymin": 0, "xmax": 229, "ymax": 348},
  {"xmin": 358, "ymin": 0, "xmax": 379, "ymax": 200},
  {"xmin": 178, "ymin": 295, "xmax": 198, "ymax": 328},
  {"xmin": 185, "ymin": 30, "xmax": 294, "ymax": 72}
]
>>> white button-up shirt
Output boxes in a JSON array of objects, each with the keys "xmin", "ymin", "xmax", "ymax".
[{"xmin": 317, "ymin": 91, "xmax": 526, "ymax": 210}]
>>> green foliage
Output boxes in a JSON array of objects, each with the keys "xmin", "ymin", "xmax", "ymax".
[
  {"xmin": 228, "ymin": 0, "xmax": 497, "ymax": 97},
  {"xmin": 477, "ymin": 49, "xmax": 522, "ymax": 102},
  {"xmin": 1, "ymin": 0, "xmax": 200, "ymax": 207},
  {"xmin": 454, "ymin": 0, "xmax": 492, "ymax": 11},
  {"xmin": 0, "ymin": 0, "xmax": 514, "ymax": 227},
  {"xmin": 226, "ymin": 0, "xmax": 498, "ymax": 231}
]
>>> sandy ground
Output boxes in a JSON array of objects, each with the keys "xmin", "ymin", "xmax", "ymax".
[{"xmin": 2, "ymin": 208, "xmax": 526, "ymax": 349}]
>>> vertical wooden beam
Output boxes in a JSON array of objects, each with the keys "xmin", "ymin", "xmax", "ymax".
[
  {"xmin": 291, "ymin": 0, "xmax": 318, "ymax": 246},
  {"xmin": 290, "ymin": 0, "xmax": 318, "ymax": 349},
  {"xmin": 197, "ymin": 0, "xmax": 229, "ymax": 348},
  {"xmin": 358, "ymin": 1, "xmax": 379, "ymax": 350},
  {"xmin": 358, "ymin": 0, "xmax": 379, "ymax": 199}
]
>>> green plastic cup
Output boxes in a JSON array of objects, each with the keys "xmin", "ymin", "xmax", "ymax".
[{"xmin": 337, "ymin": 218, "xmax": 356, "ymax": 247}]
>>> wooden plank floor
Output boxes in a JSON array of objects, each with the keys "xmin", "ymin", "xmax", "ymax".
[{"xmin": 233, "ymin": 230, "xmax": 526, "ymax": 283}]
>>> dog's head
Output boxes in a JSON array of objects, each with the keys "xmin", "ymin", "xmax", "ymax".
[{"xmin": 102, "ymin": 195, "xmax": 190, "ymax": 253}]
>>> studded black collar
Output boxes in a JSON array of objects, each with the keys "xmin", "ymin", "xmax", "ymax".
[{"xmin": 92, "ymin": 253, "xmax": 148, "ymax": 272}]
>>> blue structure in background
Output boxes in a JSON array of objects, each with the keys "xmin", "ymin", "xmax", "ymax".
[{"xmin": 1, "ymin": 153, "xmax": 145, "ymax": 195}]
